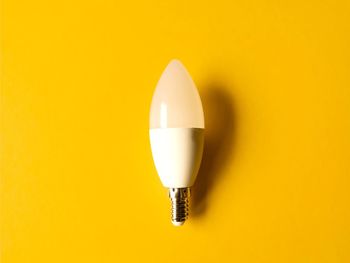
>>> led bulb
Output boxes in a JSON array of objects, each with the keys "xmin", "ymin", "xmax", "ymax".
[{"xmin": 149, "ymin": 59, "xmax": 204, "ymax": 226}]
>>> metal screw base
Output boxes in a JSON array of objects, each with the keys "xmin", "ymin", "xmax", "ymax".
[{"xmin": 169, "ymin": 188, "xmax": 190, "ymax": 226}]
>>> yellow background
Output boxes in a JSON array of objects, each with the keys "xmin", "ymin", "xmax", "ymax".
[{"xmin": 1, "ymin": 0, "xmax": 350, "ymax": 262}]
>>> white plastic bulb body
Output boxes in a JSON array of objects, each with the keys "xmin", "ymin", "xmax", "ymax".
[{"xmin": 149, "ymin": 59, "xmax": 204, "ymax": 226}]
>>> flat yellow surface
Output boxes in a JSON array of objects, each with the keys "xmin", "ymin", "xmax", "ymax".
[{"xmin": 1, "ymin": 0, "xmax": 350, "ymax": 262}]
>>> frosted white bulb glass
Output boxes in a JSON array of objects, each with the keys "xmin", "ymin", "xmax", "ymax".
[
  {"xmin": 150, "ymin": 59, "xmax": 204, "ymax": 129},
  {"xmin": 149, "ymin": 59, "xmax": 205, "ymax": 226}
]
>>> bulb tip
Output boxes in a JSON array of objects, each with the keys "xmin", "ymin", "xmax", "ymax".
[
  {"xmin": 167, "ymin": 58, "xmax": 185, "ymax": 69},
  {"xmin": 169, "ymin": 58, "xmax": 181, "ymax": 63}
]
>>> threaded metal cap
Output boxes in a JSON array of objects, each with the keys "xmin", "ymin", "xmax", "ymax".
[{"xmin": 169, "ymin": 188, "xmax": 190, "ymax": 226}]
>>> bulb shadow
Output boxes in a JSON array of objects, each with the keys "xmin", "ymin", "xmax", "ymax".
[{"xmin": 191, "ymin": 82, "xmax": 236, "ymax": 217}]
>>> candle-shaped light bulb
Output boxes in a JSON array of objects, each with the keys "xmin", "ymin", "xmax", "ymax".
[{"xmin": 149, "ymin": 59, "xmax": 204, "ymax": 226}]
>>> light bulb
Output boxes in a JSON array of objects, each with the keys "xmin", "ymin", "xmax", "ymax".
[{"xmin": 149, "ymin": 59, "xmax": 204, "ymax": 226}]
